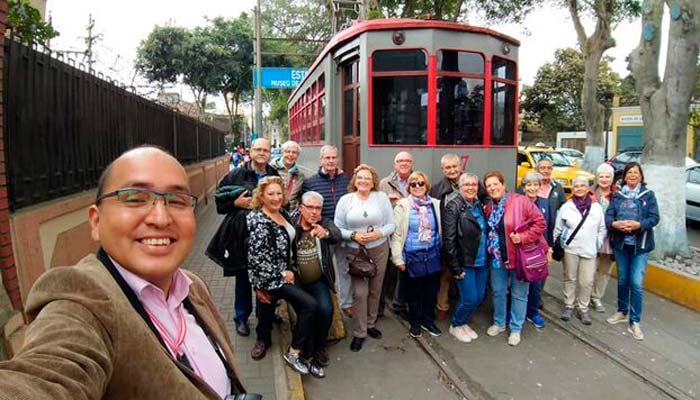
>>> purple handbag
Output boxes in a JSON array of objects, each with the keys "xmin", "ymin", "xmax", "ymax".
[{"xmin": 513, "ymin": 204, "xmax": 549, "ymax": 283}]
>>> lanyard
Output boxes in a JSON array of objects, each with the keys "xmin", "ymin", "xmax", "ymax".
[{"xmin": 144, "ymin": 306, "xmax": 188, "ymax": 359}]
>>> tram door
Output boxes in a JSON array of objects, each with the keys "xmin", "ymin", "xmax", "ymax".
[{"xmin": 341, "ymin": 60, "xmax": 360, "ymax": 173}]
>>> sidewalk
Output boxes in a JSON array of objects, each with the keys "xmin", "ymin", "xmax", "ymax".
[{"xmin": 183, "ymin": 201, "xmax": 284, "ymax": 400}]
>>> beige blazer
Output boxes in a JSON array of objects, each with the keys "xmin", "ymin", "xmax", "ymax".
[{"xmin": 390, "ymin": 197, "xmax": 442, "ymax": 266}]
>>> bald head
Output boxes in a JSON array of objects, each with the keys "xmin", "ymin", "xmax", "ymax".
[{"xmin": 96, "ymin": 146, "xmax": 183, "ymax": 200}]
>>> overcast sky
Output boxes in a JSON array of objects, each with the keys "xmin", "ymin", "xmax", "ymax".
[{"xmin": 45, "ymin": 1, "xmax": 664, "ymax": 112}]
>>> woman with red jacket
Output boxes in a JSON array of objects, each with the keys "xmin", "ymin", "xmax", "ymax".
[{"xmin": 483, "ymin": 171, "xmax": 546, "ymax": 346}]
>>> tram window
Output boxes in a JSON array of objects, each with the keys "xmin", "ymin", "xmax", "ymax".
[
  {"xmin": 491, "ymin": 82, "xmax": 516, "ymax": 145},
  {"xmin": 437, "ymin": 77, "xmax": 484, "ymax": 145},
  {"xmin": 372, "ymin": 76, "xmax": 428, "ymax": 145},
  {"xmin": 492, "ymin": 57, "xmax": 516, "ymax": 80},
  {"xmin": 438, "ymin": 51, "xmax": 484, "ymax": 74},
  {"xmin": 344, "ymin": 63, "xmax": 358, "ymax": 85},
  {"xmin": 373, "ymin": 50, "xmax": 427, "ymax": 72},
  {"xmin": 320, "ymin": 95, "xmax": 326, "ymax": 141},
  {"xmin": 344, "ymin": 91, "xmax": 354, "ymax": 137}
]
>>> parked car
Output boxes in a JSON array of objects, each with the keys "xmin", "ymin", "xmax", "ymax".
[
  {"xmin": 557, "ymin": 147, "xmax": 584, "ymax": 166},
  {"xmin": 517, "ymin": 146, "xmax": 595, "ymax": 197},
  {"xmin": 686, "ymin": 162, "xmax": 700, "ymax": 222},
  {"xmin": 609, "ymin": 149, "xmax": 642, "ymax": 182}
]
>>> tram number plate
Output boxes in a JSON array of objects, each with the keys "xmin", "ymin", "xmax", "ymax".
[{"xmin": 461, "ymin": 154, "xmax": 470, "ymax": 172}]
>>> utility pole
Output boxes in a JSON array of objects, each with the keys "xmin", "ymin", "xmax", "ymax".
[
  {"xmin": 254, "ymin": 0, "xmax": 263, "ymax": 140},
  {"xmin": 83, "ymin": 14, "xmax": 101, "ymax": 71}
]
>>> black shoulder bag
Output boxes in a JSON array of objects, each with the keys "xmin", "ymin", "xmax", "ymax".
[{"xmin": 552, "ymin": 206, "xmax": 590, "ymax": 261}]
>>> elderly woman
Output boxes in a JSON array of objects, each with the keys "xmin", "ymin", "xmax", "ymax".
[
  {"xmin": 589, "ymin": 163, "xmax": 617, "ymax": 312},
  {"xmin": 442, "ymin": 173, "xmax": 488, "ymax": 343},
  {"xmin": 270, "ymin": 140, "xmax": 305, "ymax": 211},
  {"xmin": 553, "ymin": 176, "xmax": 606, "ymax": 325},
  {"xmin": 483, "ymin": 171, "xmax": 545, "ymax": 346},
  {"xmin": 605, "ymin": 162, "xmax": 659, "ymax": 340},
  {"xmin": 334, "ymin": 164, "xmax": 395, "ymax": 352},
  {"xmin": 520, "ymin": 171, "xmax": 551, "ymax": 329},
  {"xmin": 390, "ymin": 172, "xmax": 442, "ymax": 338},
  {"xmin": 247, "ymin": 176, "xmax": 323, "ymax": 378}
]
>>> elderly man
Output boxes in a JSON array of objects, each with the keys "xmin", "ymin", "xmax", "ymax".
[
  {"xmin": 0, "ymin": 146, "xmax": 248, "ymax": 399},
  {"xmin": 206, "ymin": 138, "xmax": 279, "ymax": 360},
  {"xmin": 302, "ymin": 145, "xmax": 352, "ymax": 315},
  {"xmin": 430, "ymin": 154, "xmax": 462, "ymax": 320},
  {"xmin": 379, "ymin": 151, "xmax": 413, "ymax": 318}
]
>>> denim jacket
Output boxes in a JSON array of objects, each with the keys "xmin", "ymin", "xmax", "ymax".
[{"xmin": 605, "ymin": 184, "xmax": 660, "ymax": 254}]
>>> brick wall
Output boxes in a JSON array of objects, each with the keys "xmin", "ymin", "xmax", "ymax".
[{"xmin": 0, "ymin": 0, "xmax": 22, "ymax": 311}]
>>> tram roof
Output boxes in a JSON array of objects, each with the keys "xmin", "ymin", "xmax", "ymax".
[{"xmin": 290, "ymin": 18, "xmax": 520, "ymax": 100}]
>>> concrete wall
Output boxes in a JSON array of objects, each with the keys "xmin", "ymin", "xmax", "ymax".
[{"xmin": 9, "ymin": 156, "xmax": 229, "ymax": 308}]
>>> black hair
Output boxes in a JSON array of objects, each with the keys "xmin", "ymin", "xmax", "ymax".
[{"xmin": 622, "ymin": 161, "xmax": 645, "ymax": 184}]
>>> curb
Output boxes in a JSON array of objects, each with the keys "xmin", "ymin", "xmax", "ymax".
[{"xmin": 275, "ymin": 301, "xmax": 306, "ymax": 400}]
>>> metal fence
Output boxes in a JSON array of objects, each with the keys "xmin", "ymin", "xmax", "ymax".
[{"xmin": 3, "ymin": 38, "xmax": 227, "ymax": 211}]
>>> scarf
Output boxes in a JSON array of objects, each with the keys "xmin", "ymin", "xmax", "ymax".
[
  {"xmin": 572, "ymin": 194, "xmax": 592, "ymax": 215},
  {"xmin": 487, "ymin": 194, "xmax": 507, "ymax": 269},
  {"xmin": 410, "ymin": 195, "xmax": 433, "ymax": 242}
]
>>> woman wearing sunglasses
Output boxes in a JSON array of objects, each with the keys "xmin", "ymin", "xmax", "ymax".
[{"xmin": 390, "ymin": 172, "xmax": 442, "ymax": 338}]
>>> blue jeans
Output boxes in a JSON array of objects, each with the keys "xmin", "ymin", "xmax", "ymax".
[
  {"xmin": 491, "ymin": 268, "xmax": 530, "ymax": 332},
  {"xmin": 300, "ymin": 280, "xmax": 334, "ymax": 352},
  {"xmin": 614, "ymin": 245, "xmax": 649, "ymax": 324},
  {"xmin": 234, "ymin": 272, "xmax": 253, "ymax": 324},
  {"xmin": 526, "ymin": 278, "xmax": 545, "ymax": 319},
  {"xmin": 452, "ymin": 267, "xmax": 488, "ymax": 327}
]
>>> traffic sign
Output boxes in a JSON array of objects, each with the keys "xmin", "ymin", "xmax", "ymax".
[{"xmin": 253, "ymin": 68, "xmax": 307, "ymax": 89}]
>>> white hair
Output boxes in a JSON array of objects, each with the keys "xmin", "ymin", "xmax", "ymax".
[
  {"xmin": 572, "ymin": 175, "xmax": 590, "ymax": 186},
  {"xmin": 440, "ymin": 153, "xmax": 459, "ymax": 166},
  {"xmin": 596, "ymin": 163, "xmax": 614, "ymax": 177},
  {"xmin": 301, "ymin": 191, "xmax": 324, "ymax": 205},
  {"xmin": 522, "ymin": 172, "xmax": 544, "ymax": 186},
  {"xmin": 281, "ymin": 140, "xmax": 300, "ymax": 152},
  {"xmin": 319, "ymin": 144, "xmax": 338, "ymax": 157},
  {"xmin": 458, "ymin": 173, "xmax": 479, "ymax": 186}
]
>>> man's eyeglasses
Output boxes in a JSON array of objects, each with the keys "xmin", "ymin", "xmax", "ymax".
[
  {"xmin": 409, "ymin": 181, "xmax": 426, "ymax": 188},
  {"xmin": 96, "ymin": 188, "xmax": 198, "ymax": 210},
  {"xmin": 301, "ymin": 204, "xmax": 322, "ymax": 212}
]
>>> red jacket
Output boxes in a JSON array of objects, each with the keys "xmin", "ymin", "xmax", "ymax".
[{"xmin": 486, "ymin": 193, "xmax": 547, "ymax": 269}]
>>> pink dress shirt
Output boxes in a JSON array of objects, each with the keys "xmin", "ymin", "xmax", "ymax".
[{"xmin": 112, "ymin": 259, "xmax": 231, "ymax": 399}]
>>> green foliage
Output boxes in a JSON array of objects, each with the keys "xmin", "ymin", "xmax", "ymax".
[
  {"xmin": 617, "ymin": 74, "xmax": 638, "ymax": 106},
  {"xmin": 135, "ymin": 25, "xmax": 190, "ymax": 84},
  {"xmin": 8, "ymin": 0, "xmax": 59, "ymax": 43},
  {"xmin": 376, "ymin": 0, "xmax": 537, "ymax": 23},
  {"xmin": 520, "ymin": 48, "xmax": 621, "ymax": 134}
]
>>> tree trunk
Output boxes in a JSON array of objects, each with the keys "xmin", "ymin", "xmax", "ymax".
[
  {"xmin": 628, "ymin": 0, "xmax": 700, "ymax": 259},
  {"xmin": 565, "ymin": 0, "xmax": 614, "ymax": 171}
]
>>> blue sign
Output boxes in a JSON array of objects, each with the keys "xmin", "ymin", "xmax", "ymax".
[{"xmin": 253, "ymin": 68, "xmax": 307, "ymax": 89}]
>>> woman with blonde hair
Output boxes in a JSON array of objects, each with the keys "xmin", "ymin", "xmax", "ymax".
[
  {"xmin": 390, "ymin": 171, "xmax": 442, "ymax": 338},
  {"xmin": 247, "ymin": 176, "xmax": 325, "ymax": 378},
  {"xmin": 335, "ymin": 164, "xmax": 395, "ymax": 352}
]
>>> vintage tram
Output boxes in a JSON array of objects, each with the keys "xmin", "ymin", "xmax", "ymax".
[{"xmin": 288, "ymin": 19, "xmax": 519, "ymax": 185}]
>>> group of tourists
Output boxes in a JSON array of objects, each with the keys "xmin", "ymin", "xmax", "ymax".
[{"xmin": 211, "ymin": 138, "xmax": 660, "ymax": 379}]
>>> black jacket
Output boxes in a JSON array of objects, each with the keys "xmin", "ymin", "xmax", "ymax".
[
  {"xmin": 291, "ymin": 215, "xmax": 342, "ymax": 290},
  {"xmin": 442, "ymin": 196, "xmax": 484, "ymax": 276},
  {"xmin": 302, "ymin": 168, "xmax": 351, "ymax": 220},
  {"xmin": 205, "ymin": 162, "xmax": 279, "ymax": 276}
]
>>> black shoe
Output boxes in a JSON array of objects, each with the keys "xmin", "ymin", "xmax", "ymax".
[
  {"xmin": 421, "ymin": 323, "xmax": 443, "ymax": 337},
  {"xmin": 235, "ymin": 321, "xmax": 250, "ymax": 337},
  {"xmin": 367, "ymin": 327, "xmax": 383, "ymax": 339},
  {"xmin": 409, "ymin": 326, "xmax": 422, "ymax": 338},
  {"xmin": 350, "ymin": 337, "xmax": 365, "ymax": 352}
]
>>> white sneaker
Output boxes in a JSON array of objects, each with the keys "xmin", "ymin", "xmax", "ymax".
[
  {"xmin": 508, "ymin": 332, "xmax": 521, "ymax": 346},
  {"xmin": 606, "ymin": 311, "xmax": 628, "ymax": 325},
  {"xmin": 486, "ymin": 324, "xmax": 506, "ymax": 337},
  {"xmin": 591, "ymin": 298, "xmax": 606, "ymax": 313},
  {"xmin": 449, "ymin": 325, "xmax": 472, "ymax": 343},
  {"xmin": 463, "ymin": 324, "xmax": 479, "ymax": 340},
  {"xmin": 628, "ymin": 323, "xmax": 644, "ymax": 341}
]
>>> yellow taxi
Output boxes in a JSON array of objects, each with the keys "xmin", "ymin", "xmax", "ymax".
[{"xmin": 517, "ymin": 146, "xmax": 595, "ymax": 197}]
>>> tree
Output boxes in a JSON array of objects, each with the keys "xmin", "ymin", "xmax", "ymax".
[
  {"xmin": 375, "ymin": 0, "xmax": 537, "ymax": 23},
  {"xmin": 520, "ymin": 48, "xmax": 621, "ymax": 135},
  {"xmin": 628, "ymin": 0, "xmax": 700, "ymax": 259},
  {"xmin": 135, "ymin": 26, "xmax": 190, "ymax": 86},
  {"xmin": 8, "ymin": 0, "xmax": 58, "ymax": 44},
  {"xmin": 560, "ymin": 0, "xmax": 641, "ymax": 171}
]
